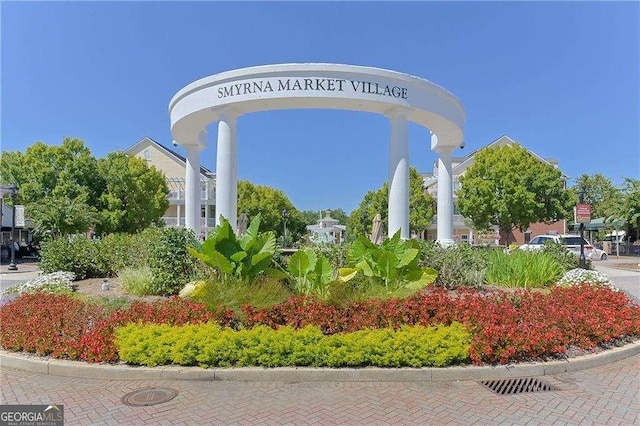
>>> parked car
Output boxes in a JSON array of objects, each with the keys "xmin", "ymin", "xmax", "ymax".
[
  {"xmin": 520, "ymin": 234, "xmax": 594, "ymax": 259},
  {"xmin": 590, "ymin": 247, "xmax": 608, "ymax": 261}
]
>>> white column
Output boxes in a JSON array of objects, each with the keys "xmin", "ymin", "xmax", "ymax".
[
  {"xmin": 185, "ymin": 145, "xmax": 202, "ymax": 237},
  {"xmin": 215, "ymin": 114, "xmax": 238, "ymax": 230},
  {"xmin": 176, "ymin": 204, "xmax": 181, "ymax": 227},
  {"xmin": 388, "ymin": 110, "xmax": 409, "ymax": 239},
  {"xmin": 434, "ymin": 136, "xmax": 455, "ymax": 246}
]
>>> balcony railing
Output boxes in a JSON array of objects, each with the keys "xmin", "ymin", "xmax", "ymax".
[
  {"xmin": 161, "ymin": 217, "xmax": 185, "ymax": 227},
  {"xmin": 167, "ymin": 190, "xmax": 215, "ymax": 202},
  {"xmin": 162, "ymin": 217, "xmax": 216, "ymax": 228},
  {"xmin": 431, "ymin": 214, "xmax": 467, "ymax": 225},
  {"xmin": 166, "ymin": 176, "xmax": 215, "ymax": 203},
  {"xmin": 202, "ymin": 218, "xmax": 216, "ymax": 228}
]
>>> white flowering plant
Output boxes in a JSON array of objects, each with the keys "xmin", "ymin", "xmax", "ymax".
[
  {"xmin": 4, "ymin": 271, "xmax": 76, "ymax": 296},
  {"xmin": 556, "ymin": 268, "xmax": 615, "ymax": 289}
]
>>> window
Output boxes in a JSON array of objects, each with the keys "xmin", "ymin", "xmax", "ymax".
[
  {"xmin": 561, "ymin": 237, "xmax": 588, "ymax": 246},
  {"xmin": 524, "ymin": 232, "xmax": 532, "ymax": 244},
  {"xmin": 144, "ymin": 150, "xmax": 151, "ymax": 161},
  {"xmin": 529, "ymin": 237, "xmax": 550, "ymax": 245}
]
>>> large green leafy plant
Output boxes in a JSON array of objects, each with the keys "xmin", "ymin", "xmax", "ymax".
[
  {"xmin": 285, "ymin": 249, "xmax": 341, "ymax": 299},
  {"xmin": 188, "ymin": 214, "xmax": 281, "ymax": 283},
  {"xmin": 339, "ymin": 231, "xmax": 437, "ymax": 292}
]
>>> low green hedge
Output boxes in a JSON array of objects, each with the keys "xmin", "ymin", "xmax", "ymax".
[{"xmin": 115, "ymin": 322, "xmax": 471, "ymax": 368}]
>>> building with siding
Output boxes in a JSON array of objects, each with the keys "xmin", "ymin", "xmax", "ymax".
[
  {"xmin": 421, "ymin": 135, "xmax": 568, "ymax": 245},
  {"xmin": 126, "ymin": 137, "xmax": 216, "ymax": 238}
]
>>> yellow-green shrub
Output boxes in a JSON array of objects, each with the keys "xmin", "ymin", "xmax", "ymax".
[{"xmin": 115, "ymin": 322, "xmax": 471, "ymax": 368}]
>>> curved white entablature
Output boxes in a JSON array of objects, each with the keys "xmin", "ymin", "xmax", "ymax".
[
  {"xmin": 168, "ymin": 63, "xmax": 465, "ymax": 245},
  {"xmin": 169, "ymin": 63, "xmax": 465, "ymax": 150}
]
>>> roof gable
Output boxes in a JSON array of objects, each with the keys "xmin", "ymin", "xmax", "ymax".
[
  {"xmin": 423, "ymin": 134, "xmax": 569, "ymax": 188},
  {"xmin": 452, "ymin": 135, "xmax": 568, "ymax": 178},
  {"xmin": 126, "ymin": 137, "xmax": 215, "ymax": 178}
]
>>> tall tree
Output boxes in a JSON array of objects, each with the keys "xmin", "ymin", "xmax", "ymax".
[
  {"xmin": 348, "ymin": 186, "xmax": 387, "ymax": 238},
  {"xmin": 408, "ymin": 167, "xmax": 436, "ymax": 235},
  {"xmin": 96, "ymin": 151, "xmax": 169, "ymax": 234},
  {"xmin": 620, "ymin": 178, "xmax": 640, "ymax": 237},
  {"xmin": 327, "ymin": 208, "xmax": 349, "ymax": 225},
  {"xmin": 301, "ymin": 210, "xmax": 323, "ymax": 226},
  {"xmin": 300, "ymin": 208, "xmax": 349, "ymax": 226},
  {"xmin": 27, "ymin": 194, "xmax": 99, "ymax": 240},
  {"xmin": 348, "ymin": 167, "xmax": 436, "ymax": 238},
  {"xmin": 237, "ymin": 180, "xmax": 306, "ymax": 241},
  {"xmin": 456, "ymin": 143, "xmax": 574, "ymax": 245},
  {"xmin": 0, "ymin": 138, "xmax": 100, "ymax": 205},
  {"xmin": 0, "ymin": 139, "xmax": 169, "ymax": 236},
  {"xmin": 572, "ymin": 173, "xmax": 623, "ymax": 219}
]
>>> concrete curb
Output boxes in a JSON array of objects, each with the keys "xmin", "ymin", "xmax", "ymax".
[{"xmin": 2, "ymin": 340, "xmax": 639, "ymax": 382}]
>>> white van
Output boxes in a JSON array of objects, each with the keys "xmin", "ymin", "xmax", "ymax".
[
  {"xmin": 604, "ymin": 230, "xmax": 626, "ymax": 244},
  {"xmin": 602, "ymin": 231, "xmax": 626, "ymax": 255}
]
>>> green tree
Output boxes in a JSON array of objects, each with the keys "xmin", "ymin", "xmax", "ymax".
[
  {"xmin": 325, "ymin": 208, "xmax": 349, "ymax": 225},
  {"xmin": 348, "ymin": 168, "xmax": 436, "ymax": 238},
  {"xmin": 456, "ymin": 143, "xmax": 574, "ymax": 245},
  {"xmin": 620, "ymin": 178, "xmax": 640, "ymax": 237},
  {"xmin": 572, "ymin": 174, "xmax": 623, "ymax": 219},
  {"xmin": 300, "ymin": 208, "xmax": 349, "ymax": 226},
  {"xmin": 0, "ymin": 138, "xmax": 100, "ymax": 205},
  {"xmin": 0, "ymin": 139, "xmax": 169, "ymax": 236},
  {"xmin": 96, "ymin": 151, "xmax": 169, "ymax": 234},
  {"xmin": 27, "ymin": 194, "xmax": 99, "ymax": 239},
  {"xmin": 237, "ymin": 180, "xmax": 306, "ymax": 242},
  {"xmin": 408, "ymin": 168, "xmax": 436, "ymax": 235},
  {"xmin": 348, "ymin": 185, "xmax": 388, "ymax": 238},
  {"xmin": 301, "ymin": 210, "xmax": 322, "ymax": 226}
]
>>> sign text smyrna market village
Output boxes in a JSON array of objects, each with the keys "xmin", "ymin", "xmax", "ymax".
[{"xmin": 217, "ymin": 78, "xmax": 409, "ymax": 99}]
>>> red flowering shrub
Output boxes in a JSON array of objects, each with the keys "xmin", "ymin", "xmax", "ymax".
[
  {"xmin": 0, "ymin": 293, "xmax": 107, "ymax": 358},
  {"xmin": 2, "ymin": 285, "xmax": 638, "ymax": 366},
  {"xmin": 79, "ymin": 297, "xmax": 237, "ymax": 363},
  {"xmin": 242, "ymin": 286, "xmax": 640, "ymax": 365},
  {"xmin": 0, "ymin": 293, "xmax": 236, "ymax": 363},
  {"xmin": 241, "ymin": 289, "xmax": 458, "ymax": 334}
]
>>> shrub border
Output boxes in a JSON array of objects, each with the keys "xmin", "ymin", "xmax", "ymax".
[{"xmin": 2, "ymin": 339, "xmax": 639, "ymax": 382}]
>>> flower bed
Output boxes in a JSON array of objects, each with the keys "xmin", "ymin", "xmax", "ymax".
[
  {"xmin": 0, "ymin": 295, "xmax": 235, "ymax": 363},
  {"xmin": 1, "ymin": 284, "xmax": 639, "ymax": 366},
  {"xmin": 243, "ymin": 285, "xmax": 640, "ymax": 364}
]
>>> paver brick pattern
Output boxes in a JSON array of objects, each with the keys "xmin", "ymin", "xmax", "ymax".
[{"xmin": 1, "ymin": 354, "xmax": 638, "ymax": 425}]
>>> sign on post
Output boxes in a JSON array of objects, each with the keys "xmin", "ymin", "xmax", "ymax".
[
  {"xmin": 576, "ymin": 203, "xmax": 591, "ymax": 224},
  {"xmin": 14, "ymin": 205, "xmax": 25, "ymax": 227}
]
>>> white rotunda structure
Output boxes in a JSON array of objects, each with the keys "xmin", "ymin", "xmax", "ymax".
[{"xmin": 169, "ymin": 63, "xmax": 465, "ymax": 243}]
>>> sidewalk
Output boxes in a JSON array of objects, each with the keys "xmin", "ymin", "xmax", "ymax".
[
  {"xmin": 592, "ymin": 256, "xmax": 640, "ymax": 301},
  {"xmin": 0, "ymin": 260, "xmax": 41, "ymax": 293},
  {"xmin": 0, "ymin": 261, "xmax": 40, "ymax": 274}
]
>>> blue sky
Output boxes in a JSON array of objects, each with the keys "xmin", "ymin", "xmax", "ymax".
[{"xmin": 2, "ymin": 1, "xmax": 639, "ymax": 214}]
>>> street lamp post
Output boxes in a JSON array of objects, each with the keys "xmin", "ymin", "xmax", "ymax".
[
  {"xmin": 578, "ymin": 191, "xmax": 586, "ymax": 270},
  {"xmin": 282, "ymin": 209, "xmax": 288, "ymax": 248},
  {"xmin": 7, "ymin": 185, "xmax": 18, "ymax": 271}
]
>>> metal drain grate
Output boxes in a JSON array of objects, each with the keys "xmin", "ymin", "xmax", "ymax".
[
  {"xmin": 122, "ymin": 388, "xmax": 178, "ymax": 407},
  {"xmin": 480, "ymin": 377, "xmax": 557, "ymax": 395}
]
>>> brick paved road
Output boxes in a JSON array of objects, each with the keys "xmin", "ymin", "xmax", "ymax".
[{"xmin": 1, "ymin": 354, "xmax": 638, "ymax": 425}]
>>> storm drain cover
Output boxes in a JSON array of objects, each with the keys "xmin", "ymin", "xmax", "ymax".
[
  {"xmin": 122, "ymin": 388, "xmax": 178, "ymax": 407},
  {"xmin": 480, "ymin": 377, "xmax": 557, "ymax": 395}
]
